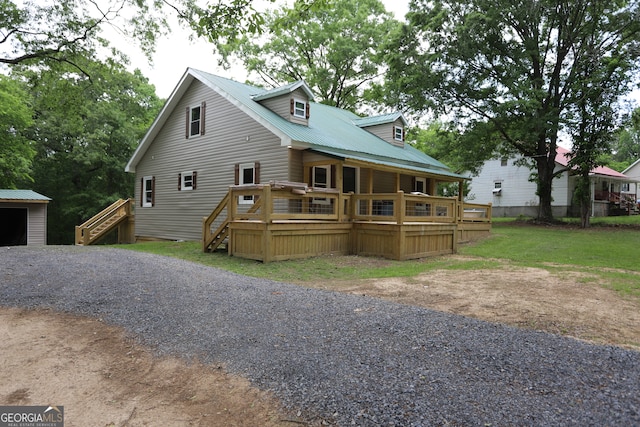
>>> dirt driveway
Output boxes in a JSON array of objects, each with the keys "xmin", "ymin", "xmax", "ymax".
[{"xmin": 2, "ymin": 255, "xmax": 639, "ymax": 426}]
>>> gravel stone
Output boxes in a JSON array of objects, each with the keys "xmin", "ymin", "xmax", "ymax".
[{"xmin": 1, "ymin": 246, "xmax": 639, "ymax": 426}]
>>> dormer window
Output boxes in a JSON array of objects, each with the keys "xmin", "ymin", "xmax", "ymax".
[
  {"xmin": 293, "ymin": 99, "xmax": 307, "ymax": 119},
  {"xmin": 394, "ymin": 126, "xmax": 404, "ymax": 142}
]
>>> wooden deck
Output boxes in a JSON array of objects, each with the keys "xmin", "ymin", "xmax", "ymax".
[{"xmin": 204, "ymin": 183, "xmax": 492, "ymax": 262}]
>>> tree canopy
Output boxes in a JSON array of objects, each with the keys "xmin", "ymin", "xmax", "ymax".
[
  {"xmin": 386, "ymin": 0, "xmax": 640, "ymax": 221},
  {"xmin": 217, "ymin": 0, "xmax": 399, "ymax": 111},
  {"xmin": 0, "ymin": 74, "xmax": 34, "ymax": 188},
  {"xmin": 13, "ymin": 57, "xmax": 162, "ymax": 243}
]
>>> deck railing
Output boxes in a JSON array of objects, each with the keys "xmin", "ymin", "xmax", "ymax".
[{"xmin": 223, "ymin": 184, "xmax": 491, "ymax": 225}]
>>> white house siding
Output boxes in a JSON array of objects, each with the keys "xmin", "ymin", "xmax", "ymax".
[
  {"xmin": 468, "ymin": 158, "xmax": 570, "ymax": 217},
  {"xmin": 134, "ymin": 80, "xmax": 290, "ymax": 241},
  {"xmin": 624, "ymin": 161, "xmax": 640, "ymax": 196}
]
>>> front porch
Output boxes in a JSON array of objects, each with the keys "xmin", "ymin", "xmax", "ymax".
[{"xmin": 203, "ymin": 182, "xmax": 492, "ymax": 262}]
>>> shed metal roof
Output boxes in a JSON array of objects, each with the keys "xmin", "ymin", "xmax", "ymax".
[{"xmin": 0, "ymin": 190, "xmax": 51, "ymax": 201}]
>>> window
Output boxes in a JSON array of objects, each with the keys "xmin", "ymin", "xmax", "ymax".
[
  {"xmin": 501, "ymin": 158, "xmax": 508, "ymax": 167},
  {"xmin": 179, "ymin": 171, "xmax": 197, "ymax": 191},
  {"xmin": 312, "ymin": 165, "xmax": 331, "ymax": 204},
  {"xmin": 312, "ymin": 165, "xmax": 330, "ymax": 189},
  {"xmin": 141, "ymin": 176, "xmax": 155, "ymax": 207},
  {"xmin": 493, "ymin": 181, "xmax": 502, "ymax": 196},
  {"xmin": 394, "ymin": 126, "xmax": 404, "ymax": 142},
  {"xmin": 186, "ymin": 102, "xmax": 206, "ymax": 138},
  {"xmin": 292, "ymin": 98, "xmax": 307, "ymax": 119},
  {"xmin": 414, "ymin": 177, "xmax": 427, "ymax": 194},
  {"xmin": 237, "ymin": 162, "xmax": 257, "ymax": 204}
]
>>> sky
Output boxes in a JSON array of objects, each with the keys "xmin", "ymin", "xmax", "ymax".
[{"xmin": 121, "ymin": 0, "xmax": 410, "ymax": 98}]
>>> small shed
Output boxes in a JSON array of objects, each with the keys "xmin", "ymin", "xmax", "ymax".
[{"xmin": 0, "ymin": 190, "xmax": 51, "ymax": 246}]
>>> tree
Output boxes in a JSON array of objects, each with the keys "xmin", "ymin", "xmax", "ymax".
[
  {"xmin": 16, "ymin": 57, "xmax": 162, "ymax": 243},
  {"xmin": 609, "ymin": 107, "xmax": 640, "ymax": 170},
  {"xmin": 385, "ymin": 0, "xmax": 640, "ymax": 222},
  {"xmin": 217, "ymin": 0, "xmax": 399, "ymax": 111},
  {"xmin": 0, "ymin": 74, "xmax": 34, "ymax": 188},
  {"xmin": 1, "ymin": 0, "xmax": 291, "ymax": 69},
  {"xmin": 0, "ymin": 0, "xmax": 169, "ymax": 67}
]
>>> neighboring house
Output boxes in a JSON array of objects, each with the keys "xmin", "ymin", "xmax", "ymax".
[
  {"xmin": 468, "ymin": 147, "xmax": 637, "ymax": 218},
  {"xmin": 0, "ymin": 190, "xmax": 51, "ymax": 246},
  {"xmin": 623, "ymin": 159, "xmax": 640, "ymax": 203},
  {"xmin": 121, "ymin": 68, "xmax": 491, "ymax": 260}
]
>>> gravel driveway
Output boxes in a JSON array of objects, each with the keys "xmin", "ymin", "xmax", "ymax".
[{"xmin": 1, "ymin": 246, "xmax": 639, "ymax": 425}]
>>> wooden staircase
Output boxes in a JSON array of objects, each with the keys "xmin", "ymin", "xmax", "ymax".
[
  {"xmin": 75, "ymin": 198, "xmax": 135, "ymax": 245},
  {"xmin": 203, "ymin": 192, "xmax": 231, "ymax": 252},
  {"xmin": 202, "ymin": 190, "xmax": 263, "ymax": 252}
]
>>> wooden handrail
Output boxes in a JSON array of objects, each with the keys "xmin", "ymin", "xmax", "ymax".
[
  {"xmin": 202, "ymin": 191, "xmax": 230, "ymax": 252},
  {"xmin": 75, "ymin": 198, "xmax": 133, "ymax": 245}
]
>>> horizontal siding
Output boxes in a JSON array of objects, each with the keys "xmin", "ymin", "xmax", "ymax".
[
  {"xmin": 135, "ymin": 80, "xmax": 290, "ymax": 241},
  {"xmin": 469, "ymin": 158, "xmax": 570, "ymax": 208},
  {"xmin": 361, "ymin": 119, "xmax": 404, "ymax": 146},
  {"xmin": 257, "ymin": 88, "xmax": 309, "ymax": 126},
  {"xmin": 28, "ymin": 204, "xmax": 47, "ymax": 245}
]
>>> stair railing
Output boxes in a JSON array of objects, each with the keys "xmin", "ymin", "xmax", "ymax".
[{"xmin": 75, "ymin": 198, "xmax": 133, "ymax": 245}]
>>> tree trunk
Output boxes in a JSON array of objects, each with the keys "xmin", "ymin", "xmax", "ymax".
[{"xmin": 535, "ymin": 150, "xmax": 557, "ymax": 222}]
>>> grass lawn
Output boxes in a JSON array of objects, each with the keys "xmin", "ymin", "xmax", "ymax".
[{"xmin": 116, "ymin": 218, "xmax": 640, "ymax": 299}]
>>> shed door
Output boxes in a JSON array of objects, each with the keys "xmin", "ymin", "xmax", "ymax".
[{"xmin": 0, "ymin": 208, "xmax": 27, "ymax": 246}]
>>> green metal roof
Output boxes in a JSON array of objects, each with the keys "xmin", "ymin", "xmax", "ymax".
[
  {"xmin": 0, "ymin": 190, "xmax": 51, "ymax": 201},
  {"xmin": 191, "ymin": 69, "xmax": 466, "ymax": 180},
  {"xmin": 252, "ymin": 80, "xmax": 315, "ymax": 101},
  {"xmin": 353, "ymin": 112, "xmax": 407, "ymax": 127}
]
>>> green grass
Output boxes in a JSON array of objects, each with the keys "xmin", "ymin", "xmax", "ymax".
[
  {"xmin": 461, "ymin": 222, "xmax": 640, "ymax": 271},
  {"xmin": 116, "ymin": 219, "xmax": 640, "ymax": 298}
]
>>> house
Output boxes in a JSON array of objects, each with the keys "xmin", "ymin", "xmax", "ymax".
[
  {"xmin": 623, "ymin": 159, "xmax": 640, "ymax": 206},
  {"xmin": 468, "ymin": 147, "xmax": 638, "ymax": 217},
  {"xmin": 115, "ymin": 68, "xmax": 491, "ymax": 261},
  {"xmin": 0, "ymin": 190, "xmax": 51, "ymax": 246}
]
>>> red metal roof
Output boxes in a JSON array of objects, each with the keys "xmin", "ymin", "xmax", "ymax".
[{"xmin": 555, "ymin": 147, "xmax": 628, "ymax": 178}]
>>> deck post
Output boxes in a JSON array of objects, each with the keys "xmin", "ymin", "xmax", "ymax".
[
  {"xmin": 262, "ymin": 184, "xmax": 272, "ymax": 223},
  {"xmin": 396, "ymin": 191, "xmax": 406, "ymax": 224}
]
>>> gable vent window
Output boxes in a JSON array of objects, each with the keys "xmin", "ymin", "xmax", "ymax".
[
  {"xmin": 186, "ymin": 102, "xmax": 206, "ymax": 138},
  {"xmin": 394, "ymin": 126, "xmax": 404, "ymax": 142}
]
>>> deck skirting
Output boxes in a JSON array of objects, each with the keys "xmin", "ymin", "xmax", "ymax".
[{"xmin": 229, "ymin": 220, "xmax": 487, "ymax": 262}]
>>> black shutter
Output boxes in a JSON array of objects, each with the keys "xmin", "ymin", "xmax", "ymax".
[
  {"xmin": 201, "ymin": 101, "xmax": 206, "ymax": 135},
  {"xmin": 151, "ymin": 177, "xmax": 156, "ymax": 207},
  {"xmin": 185, "ymin": 107, "xmax": 190, "ymax": 139},
  {"xmin": 305, "ymin": 102, "xmax": 310, "ymax": 119},
  {"xmin": 193, "ymin": 171, "xmax": 197, "ymax": 190},
  {"xmin": 140, "ymin": 178, "xmax": 143, "ymax": 207},
  {"xmin": 290, "ymin": 98, "xmax": 294, "ymax": 115},
  {"xmin": 234, "ymin": 164, "xmax": 240, "ymax": 185},
  {"xmin": 178, "ymin": 173, "xmax": 182, "ymax": 191}
]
